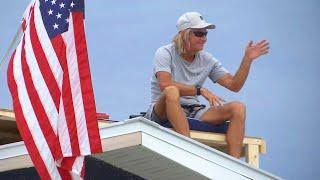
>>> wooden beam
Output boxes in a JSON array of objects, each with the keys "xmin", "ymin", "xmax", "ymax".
[
  {"xmin": 189, "ymin": 130, "xmax": 266, "ymax": 168},
  {"xmin": 0, "ymin": 109, "xmax": 21, "ymax": 145},
  {"xmin": 245, "ymin": 144, "xmax": 260, "ymax": 168},
  {"xmin": 0, "ymin": 109, "xmax": 15, "ymax": 119},
  {"xmin": 190, "ymin": 130, "xmax": 266, "ymax": 154}
]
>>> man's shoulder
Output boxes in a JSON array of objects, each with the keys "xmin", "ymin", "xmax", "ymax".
[
  {"xmin": 155, "ymin": 43, "xmax": 176, "ymax": 58},
  {"xmin": 157, "ymin": 43, "xmax": 175, "ymax": 52},
  {"xmin": 198, "ymin": 50, "xmax": 218, "ymax": 63}
]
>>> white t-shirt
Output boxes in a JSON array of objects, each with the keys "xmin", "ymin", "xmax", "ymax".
[{"xmin": 146, "ymin": 43, "xmax": 229, "ymax": 118}]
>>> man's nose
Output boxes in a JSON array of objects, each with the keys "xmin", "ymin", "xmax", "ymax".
[{"xmin": 201, "ymin": 36, "xmax": 207, "ymax": 42}]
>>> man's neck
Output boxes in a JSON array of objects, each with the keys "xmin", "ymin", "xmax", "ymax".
[{"xmin": 181, "ymin": 52, "xmax": 196, "ymax": 62}]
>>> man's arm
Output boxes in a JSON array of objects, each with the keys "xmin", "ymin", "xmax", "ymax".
[
  {"xmin": 217, "ymin": 40, "xmax": 269, "ymax": 92},
  {"xmin": 157, "ymin": 71, "xmax": 225, "ymax": 107},
  {"xmin": 156, "ymin": 71, "xmax": 197, "ymax": 96}
]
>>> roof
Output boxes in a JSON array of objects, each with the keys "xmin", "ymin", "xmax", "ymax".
[
  {"xmin": 0, "ymin": 117, "xmax": 282, "ymax": 180},
  {"xmin": 0, "ymin": 109, "xmax": 20, "ymax": 145}
]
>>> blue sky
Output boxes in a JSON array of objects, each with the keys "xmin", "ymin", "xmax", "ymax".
[{"xmin": 1, "ymin": 1, "xmax": 319, "ymax": 179}]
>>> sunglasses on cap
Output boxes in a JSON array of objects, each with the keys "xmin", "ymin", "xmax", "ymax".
[{"xmin": 192, "ymin": 31, "xmax": 208, "ymax": 38}]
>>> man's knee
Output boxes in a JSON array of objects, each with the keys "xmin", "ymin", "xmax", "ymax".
[
  {"xmin": 163, "ymin": 86, "xmax": 180, "ymax": 103},
  {"xmin": 229, "ymin": 101, "xmax": 246, "ymax": 121}
]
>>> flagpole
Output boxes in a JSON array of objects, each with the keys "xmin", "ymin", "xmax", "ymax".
[{"xmin": 0, "ymin": 27, "xmax": 22, "ymax": 72}]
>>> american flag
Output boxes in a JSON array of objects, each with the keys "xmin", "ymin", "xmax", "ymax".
[{"xmin": 7, "ymin": 0, "xmax": 102, "ymax": 179}]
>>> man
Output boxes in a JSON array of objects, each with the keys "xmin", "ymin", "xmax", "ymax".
[{"xmin": 145, "ymin": 12, "xmax": 269, "ymax": 158}]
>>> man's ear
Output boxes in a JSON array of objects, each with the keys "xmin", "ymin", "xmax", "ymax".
[
  {"xmin": 179, "ymin": 30, "xmax": 185, "ymax": 37},
  {"xmin": 179, "ymin": 30, "xmax": 188, "ymax": 44}
]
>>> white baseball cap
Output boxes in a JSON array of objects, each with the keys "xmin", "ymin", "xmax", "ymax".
[{"xmin": 176, "ymin": 12, "xmax": 215, "ymax": 31}]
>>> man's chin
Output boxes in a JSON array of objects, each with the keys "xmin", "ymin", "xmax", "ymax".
[
  {"xmin": 196, "ymin": 47, "xmax": 204, "ymax": 52},
  {"xmin": 189, "ymin": 46, "xmax": 204, "ymax": 53}
]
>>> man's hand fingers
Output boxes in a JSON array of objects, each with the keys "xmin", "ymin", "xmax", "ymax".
[
  {"xmin": 259, "ymin": 42, "xmax": 269, "ymax": 49},
  {"xmin": 213, "ymin": 97, "xmax": 221, "ymax": 106},
  {"xmin": 257, "ymin": 40, "xmax": 267, "ymax": 46},
  {"xmin": 211, "ymin": 97, "xmax": 223, "ymax": 107},
  {"xmin": 216, "ymin": 101, "xmax": 222, "ymax": 107},
  {"xmin": 202, "ymin": 90, "xmax": 224, "ymax": 107},
  {"xmin": 208, "ymin": 98, "xmax": 214, "ymax": 107},
  {"xmin": 210, "ymin": 98, "xmax": 219, "ymax": 107},
  {"xmin": 260, "ymin": 46, "xmax": 270, "ymax": 52},
  {"xmin": 218, "ymin": 96, "xmax": 226, "ymax": 102}
]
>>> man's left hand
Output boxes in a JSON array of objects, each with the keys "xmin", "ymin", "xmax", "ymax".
[{"xmin": 244, "ymin": 40, "xmax": 270, "ymax": 61}]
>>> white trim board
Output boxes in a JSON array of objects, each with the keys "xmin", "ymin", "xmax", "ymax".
[{"xmin": 0, "ymin": 117, "xmax": 282, "ymax": 180}]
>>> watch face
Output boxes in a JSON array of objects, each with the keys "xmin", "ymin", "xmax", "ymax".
[{"xmin": 197, "ymin": 87, "xmax": 201, "ymax": 95}]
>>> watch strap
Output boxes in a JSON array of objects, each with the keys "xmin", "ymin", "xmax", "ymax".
[{"xmin": 196, "ymin": 86, "xmax": 201, "ymax": 96}]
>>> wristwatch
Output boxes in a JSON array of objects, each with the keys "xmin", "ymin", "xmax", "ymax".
[{"xmin": 196, "ymin": 86, "xmax": 201, "ymax": 96}]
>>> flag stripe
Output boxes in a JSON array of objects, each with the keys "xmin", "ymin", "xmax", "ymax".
[
  {"xmin": 30, "ymin": 3, "xmax": 61, "ymax": 110},
  {"xmin": 22, "ymin": 43, "xmax": 63, "ymax": 160},
  {"xmin": 22, "ymin": 0, "xmax": 35, "ymax": 23},
  {"xmin": 21, "ymin": 0, "xmax": 34, "ymax": 32},
  {"xmin": 11, "ymin": 36, "xmax": 61, "ymax": 180},
  {"xmin": 72, "ymin": 156, "xmax": 84, "ymax": 174},
  {"xmin": 58, "ymin": 168, "xmax": 72, "ymax": 180},
  {"xmin": 34, "ymin": 1, "xmax": 63, "ymax": 90},
  {"xmin": 23, "ymin": 5, "xmax": 61, "ymax": 137},
  {"xmin": 52, "ymin": 35, "xmax": 81, "ymax": 156},
  {"xmin": 7, "ymin": 52, "xmax": 52, "ymax": 180},
  {"xmin": 60, "ymin": 157, "xmax": 76, "ymax": 171},
  {"xmin": 57, "ymin": 96, "xmax": 73, "ymax": 155},
  {"xmin": 23, "ymin": 10, "xmax": 64, "ymax": 160},
  {"xmin": 73, "ymin": 12, "xmax": 102, "ymax": 153},
  {"xmin": 28, "ymin": 7, "xmax": 60, "ymax": 135},
  {"xmin": 80, "ymin": 162, "xmax": 85, "ymax": 178},
  {"xmin": 24, "ymin": 8, "xmax": 60, "ymax": 145},
  {"xmin": 63, "ymin": 13, "xmax": 90, "ymax": 155}
]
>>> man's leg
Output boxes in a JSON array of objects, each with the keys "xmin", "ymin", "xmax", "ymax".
[
  {"xmin": 153, "ymin": 86, "xmax": 190, "ymax": 137},
  {"xmin": 199, "ymin": 101, "xmax": 246, "ymax": 158}
]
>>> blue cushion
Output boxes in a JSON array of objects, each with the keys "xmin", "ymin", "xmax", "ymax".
[{"xmin": 159, "ymin": 118, "xmax": 229, "ymax": 133}]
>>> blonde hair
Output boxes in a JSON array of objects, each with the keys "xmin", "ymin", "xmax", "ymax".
[{"xmin": 172, "ymin": 29, "xmax": 192, "ymax": 55}]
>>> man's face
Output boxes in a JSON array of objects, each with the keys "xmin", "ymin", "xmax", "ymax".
[{"xmin": 187, "ymin": 28, "xmax": 208, "ymax": 53}]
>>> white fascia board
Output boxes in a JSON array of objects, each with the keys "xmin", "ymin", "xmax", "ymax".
[
  {"xmin": 141, "ymin": 131, "xmax": 246, "ymax": 180},
  {"xmin": 0, "ymin": 141, "xmax": 32, "ymax": 172},
  {"xmin": 99, "ymin": 117, "xmax": 282, "ymax": 180},
  {"xmin": 0, "ymin": 117, "xmax": 283, "ymax": 180},
  {"xmin": 0, "ymin": 141, "xmax": 27, "ymax": 159}
]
